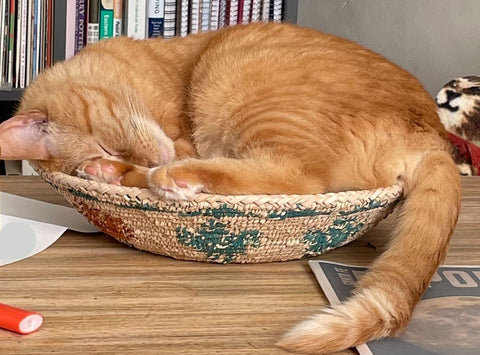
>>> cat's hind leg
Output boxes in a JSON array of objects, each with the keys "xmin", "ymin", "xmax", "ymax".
[
  {"xmin": 148, "ymin": 156, "xmax": 327, "ymax": 200},
  {"xmin": 76, "ymin": 158, "xmax": 149, "ymax": 188}
]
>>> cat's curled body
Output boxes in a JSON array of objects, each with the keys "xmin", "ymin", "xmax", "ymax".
[{"xmin": 0, "ymin": 23, "xmax": 461, "ymax": 354}]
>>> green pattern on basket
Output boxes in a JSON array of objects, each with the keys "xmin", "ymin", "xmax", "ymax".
[
  {"xmin": 176, "ymin": 219, "xmax": 261, "ymax": 263},
  {"xmin": 303, "ymin": 217, "xmax": 364, "ymax": 256}
]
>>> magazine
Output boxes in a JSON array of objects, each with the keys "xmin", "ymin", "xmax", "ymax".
[{"xmin": 309, "ymin": 260, "xmax": 480, "ymax": 355}]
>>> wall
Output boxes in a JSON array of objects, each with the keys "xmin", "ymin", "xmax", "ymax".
[{"xmin": 297, "ymin": 0, "xmax": 480, "ymax": 97}]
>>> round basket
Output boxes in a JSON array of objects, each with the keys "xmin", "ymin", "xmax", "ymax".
[{"xmin": 35, "ymin": 168, "xmax": 403, "ymax": 263}]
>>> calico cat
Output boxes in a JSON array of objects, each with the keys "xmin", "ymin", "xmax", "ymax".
[{"xmin": 0, "ymin": 23, "xmax": 461, "ymax": 354}]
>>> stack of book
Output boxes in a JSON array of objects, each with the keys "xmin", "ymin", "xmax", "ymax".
[{"xmin": 0, "ymin": 0, "xmax": 284, "ymax": 91}]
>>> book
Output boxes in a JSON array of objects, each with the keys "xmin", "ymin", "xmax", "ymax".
[
  {"xmin": 237, "ymin": 0, "xmax": 243, "ymax": 24},
  {"xmin": 113, "ymin": 0, "xmax": 122, "ymax": 36},
  {"xmin": 7, "ymin": 0, "xmax": 15, "ymax": 84},
  {"xmin": 228, "ymin": 0, "xmax": 238, "ymax": 26},
  {"xmin": 87, "ymin": 0, "xmax": 100, "ymax": 44},
  {"xmin": 218, "ymin": 0, "xmax": 227, "ymax": 28},
  {"xmin": 209, "ymin": 0, "xmax": 219, "ymax": 31},
  {"xmin": 147, "ymin": 0, "xmax": 164, "ymax": 38},
  {"xmin": 189, "ymin": 0, "xmax": 200, "ymax": 34},
  {"xmin": 46, "ymin": 0, "xmax": 53, "ymax": 66},
  {"xmin": 241, "ymin": 0, "xmax": 251, "ymax": 24},
  {"xmin": 75, "ymin": 0, "xmax": 87, "ymax": 53},
  {"xmin": 99, "ymin": 0, "xmax": 114, "ymax": 39},
  {"xmin": 201, "ymin": 0, "xmax": 210, "ymax": 32},
  {"xmin": 251, "ymin": 0, "xmax": 261, "ymax": 22},
  {"xmin": 309, "ymin": 260, "xmax": 480, "ymax": 355},
  {"xmin": 177, "ymin": 0, "xmax": 189, "ymax": 37},
  {"xmin": 0, "ymin": 0, "xmax": 7, "ymax": 85},
  {"xmin": 26, "ymin": 0, "xmax": 34, "ymax": 86},
  {"xmin": 18, "ymin": 0, "xmax": 28, "ymax": 87},
  {"xmin": 65, "ymin": 0, "xmax": 76, "ymax": 59},
  {"xmin": 163, "ymin": 0, "xmax": 176, "ymax": 38},
  {"xmin": 261, "ymin": 0, "xmax": 270, "ymax": 22},
  {"xmin": 126, "ymin": 0, "xmax": 146, "ymax": 39},
  {"xmin": 273, "ymin": 0, "xmax": 282, "ymax": 21}
]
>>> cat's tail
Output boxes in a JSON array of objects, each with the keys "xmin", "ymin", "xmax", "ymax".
[{"xmin": 277, "ymin": 149, "xmax": 461, "ymax": 354}]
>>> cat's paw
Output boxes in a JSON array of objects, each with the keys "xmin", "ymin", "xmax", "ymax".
[
  {"xmin": 148, "ymin": 162, "xmax": 204, "ymax": 200},
  {"xmin": 76, "ymin": 159, "xmax": 131, "ymax": 185}
]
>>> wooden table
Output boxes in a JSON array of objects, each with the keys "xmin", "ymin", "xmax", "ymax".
[{"xmin": 1, "ymin": 176, "xmax": 479, "ymax": 354}]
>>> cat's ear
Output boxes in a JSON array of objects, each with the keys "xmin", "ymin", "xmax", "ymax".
[{"xmin": 0, "ymin": 111, "xmax": 52, "ymax": 160}]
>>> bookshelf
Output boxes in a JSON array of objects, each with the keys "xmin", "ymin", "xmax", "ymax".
[{"xmin": 0, "ymin": 1, "xmax": 298, "ymax": 103}]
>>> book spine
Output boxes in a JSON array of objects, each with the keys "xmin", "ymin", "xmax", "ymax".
[
  {"xmin": 99, "ymin": 0, "xmax": 114, "ymax": 39},
  {"xmin": 261, "ymin": 0, "xmax": 270, "ymax": 22},
  {"xmin": 229, "ymin": 0, "xmax": 238, "ymax": 26},
  {"xmin": 251, "ymin": 0, "xmax": 261, "ymax": 22},
  {"xmin": 201, "ymin": 0, "xmax": 210, "ymax": 32},
  {"xmin": 19, "ymin": 0, "xmax": 28, "ymax": 87},
  {"xmin": 26, "ymin": 0, "xmax": 34, "ymax": 86},
  {"xmin": 126, "ymin": 0, "xmax": 146, "ymax": 39},
  {"xmin": 32, "ymin": 0, "xmax": 39, "ymax": 79},
  {"xmin": 242, "ymin": 0, "xmax": 251, "ymax": 24},
  {"xmin": 0, "ymin": 0, "xmax": 6, "ymax": 85},
  {"xmin": 65, "ymin": 0, "xmax": 76, "ymax": 60},
  {"xmin": 218, "ymin": 0, "xmax": 227, "ymax": 28},
  {"xmin": 273, "ymin": 0, "xmax": 282, "ymax": 21},
  {"xmin": 164, "ymin": 0, "xmax": 176, "ymax": 39},
  {"xmin": 237, "ymin": 0, "xmax": 244, "ymax": 24},
  {"xmin": 75, "ymin": 0, "xmax": 87, "ymax": 53},
  {"xmin": 38, "ymin": 0, "xmax": 44, "ymax": 73},
  {"xmin": 210, "ymin": 0, "xmax": 219, "ymax": 31},
  {"xmin": 46, "ymin": 0, "xmax": 53, "ymax": 66},
  {"xmin": 148, "ymin": 0, "xmax": 164, "ymax": 38},
  {"xmin": 7, "ymin": 0, "xmax": 15, "ymax": 83},
  {"xmin": 179, "ymin": 0, "xmax": 189, "ymax": 37},
  {"xmin": 189, "ymin": 0, "xmax": 200, "ymax": 34},
  {"xmin": 113, "ymin": 0, "xmax": 122, "ymax": 36},
  {"xmin": 87, "ymin": 0, "xmax": 99, "ymax": 44}
]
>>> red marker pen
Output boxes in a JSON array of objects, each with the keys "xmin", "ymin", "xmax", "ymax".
[{"xmin": 0, "ymin": 303, "xmax": 43, "ymax": 334}]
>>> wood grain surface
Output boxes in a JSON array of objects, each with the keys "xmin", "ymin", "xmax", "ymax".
[{"xmin": 0, "ymin": 176, "xmax": 478, "ymax": 354}]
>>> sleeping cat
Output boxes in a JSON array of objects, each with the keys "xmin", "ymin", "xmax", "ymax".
[{"xmin": 0, "ymin": 23, "xmax": 461, "ymax": 354}]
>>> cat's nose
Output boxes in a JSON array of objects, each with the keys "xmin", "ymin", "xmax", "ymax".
[{"xmin": 147, "ymin": 161, "xmax": 158, "ymax": 168}]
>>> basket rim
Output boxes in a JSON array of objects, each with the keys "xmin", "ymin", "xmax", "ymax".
[{"xmin": 35, "ymin": 165, "xmax": 404, "ymax": 208}]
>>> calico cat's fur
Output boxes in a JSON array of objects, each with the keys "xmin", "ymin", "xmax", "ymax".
[{"xmin": 0, "ymin": 23, "xmax": 461, "ymax": 354}]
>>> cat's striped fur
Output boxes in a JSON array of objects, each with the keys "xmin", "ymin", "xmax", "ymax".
[{"xmin": 0, "ymin": 23, "xmax": 461, "ymax": 354}]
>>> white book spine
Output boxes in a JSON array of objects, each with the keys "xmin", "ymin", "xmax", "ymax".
[
  {"xmin": 164, "ymin": 0, "xmax": 176, "ymax": 38},
  {"xmin": 209, "ymin": 0, "xmax": 219, "ymax": 30},
  {"xmin": 19, "ymin": 0, "xmax": 28, "ymax": 88},
  {"xmin": 261, "ymin": 0, "xmax": 270, "ymax": 22},
  {"xmin": 251, "ymin": 0, "xmax": 261, "ymax": 22},
  {"xmin": 190, "ymin": 0, "xmax": 200, "ymax": 34},
  {"xmin": 127, "ymin": 0, "xmax": 147, "ymax": 39},
  {"xmin": 201, "ymin": 0, "xmax": 210, "ymax": 32},
  {"xmin": 218, "ymin": 0, "xmax": 227, "ymax": 28},
  {"xmin": 273, "ymin": 0, "xmax": 282, "ymax": 22},
  {"xmin": 242, "ymin": 0, "xmax": 251, "ymax": 24},
  {"xmin": 14, "ymin": 0, "xmax": 21, "ymax": 87},
  {"xmin": 113, "ymin": 0, "xmax": 123, "ymax": 37},
  {"xmin": 64, "ymin": 0, "xmax": 75, "ymax": 60},
  {"xmin": 180, "ymin": 0, "xmax": 189, "ymax": 37},
  {"xmin": 229, "ymin": 0, "xmax": 238, "ymax": 26}
]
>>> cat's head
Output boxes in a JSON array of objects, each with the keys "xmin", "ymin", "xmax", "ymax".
[{"xmin": 0, "ymin": 60, "xmax": 175, "ymax": 175}]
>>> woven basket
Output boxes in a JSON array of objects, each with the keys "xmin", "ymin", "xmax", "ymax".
[{"xmin": 35, "ymin": 167, "xmax": 403, "ymax": 263}]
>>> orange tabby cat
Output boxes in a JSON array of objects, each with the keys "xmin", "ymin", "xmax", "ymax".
[{"xmin": 0, "ymin": 23, "xmax": 461, "ymax": 354}]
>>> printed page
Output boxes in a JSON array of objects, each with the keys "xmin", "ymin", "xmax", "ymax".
[{"xmin": 309, "ymin": 260, "xmax": 480, "ymax": 355}]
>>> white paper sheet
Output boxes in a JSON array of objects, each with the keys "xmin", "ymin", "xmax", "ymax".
[{"xmin": 0, "ymin": 214, "xmax": 67, "ymax": 266}]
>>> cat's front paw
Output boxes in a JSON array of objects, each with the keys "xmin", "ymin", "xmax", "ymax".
[
  {"xmin": 76, "ymin": 159, "xmax": 131, "ymax": 185},
  {"xmin": 148, "ymin": 162, "xmax": 204, "ymax": 200}
]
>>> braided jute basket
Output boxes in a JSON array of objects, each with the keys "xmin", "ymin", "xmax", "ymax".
[{"xmin": 35, "ymin": 166, "xmax": 403, "ymax": 263}]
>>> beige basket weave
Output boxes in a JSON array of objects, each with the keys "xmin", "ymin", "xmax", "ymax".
[{"xmin": 36, "ymin": 168, "xmax": 403, "ymax": 263}]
